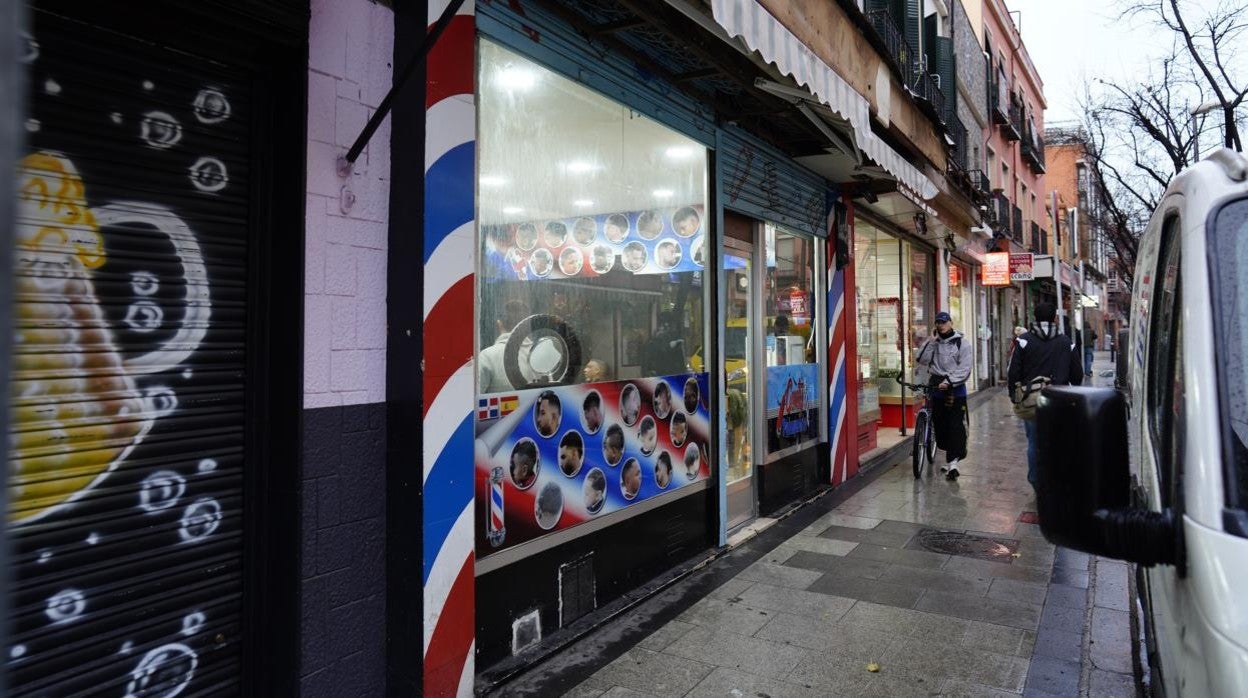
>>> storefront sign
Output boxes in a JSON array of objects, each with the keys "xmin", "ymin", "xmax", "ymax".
[
  {"xmin": 982, "ymin": 252, "xmax": 1010, "ymax": 286},
  {"xmin": 474, "ymin": 374, "xmax": 711, "ymax": 557},
  {"xmin": 1009, "ymin": 254, "xmax": 1034, "ymax": 281}
]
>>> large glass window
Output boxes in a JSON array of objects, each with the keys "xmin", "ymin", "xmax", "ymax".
[
  {"xmin": 764, "ymin": 224, "xmax": 820, "ymax": 454},
  {"xmin": 1211, "ymin": 199, "xmax": 1248, "ymax": 511},
  {"xmin": 473, "ymin": 41, "xmax": 711, "ymax": 557}
]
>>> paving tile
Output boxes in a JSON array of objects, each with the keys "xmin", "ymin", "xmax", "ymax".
[
  {"xmin": 873, "ymin": 520, "xmax": 927, "ymax": 536},
  {"xmin": 599, "ymin": 688, "xmax": 660, "ymax": 698},
  {"xmin": 879, "ymin": 635, "xmax": 967, "ymax": 680},
  {"xmin": 778, "ymin": 535, "xmax": 859, "ymax": 557},
  {"xmin": 783, "ymin": 550, "xmax": 889, "ymax": 579},
  {"xmin": 807, "ymin": 571, "xmax": 924, "ymax": 608},
  {"xmin": 839, "ymin": 601, "xmax": 970, "ymax": 642},
  {"xmin": 1023, "ymin": 656, "xmax": 1079, "ymax": 696},
  {"xmin": 1089, "ymin": 606, "xmax": 1133, "ymax": 674},
  {"xmin": 1089, "ymin": 668, "xmax": 1137, "ymax": 698},
  {"xmin": 707, "ymin": 577, "xmax": 755, "ymax": 601},
  {"xmin": 1032, "ymin": 626, "xmax": 1082, "ymax": 663},
  {"xmin": 915, "ymin": 590, "xmax": 1043, "ymax": 630},
  {"xmin": 675, "ymin": 597, "xmax": 774, "ymax": 635},
  {"xmin": 940, "ymin": 678, "xmax": 1020, "ymax": 697},
  {"xmin": 684, "ymin": 667, "xmax": 825, "ymax": 698},
  {"xmin": 787, "ymin": 654, "xmax": 866, "ymax": 696},
  {"xmin": 1044, "ymin": 583, "xmax": 1087, "ymax": 611},
  {"xmin": 664, "ymin": 625, "xmax": 811, "ymax": 681},
  {"xmin": 847, "ymin": 542, "xmax": 951, "ymax": 570},
  {"xmin": 734, "ymin": 581, "xmax": 856, "ymax": 620},
  {"xmin": 942, "ymin": 555, "xmax": 1052, "ymax": 584},
  {"xmin": 752, "ymin": 611, "xmax": 895, "ymax": 660},
  {"xmin": 1037, "ymin": 602, "xmax": 1085, "ymax": 635},
  {"xmin": 962, "ymin": 621, "xmax": 1027, "ymax": 656},
  {"xmin": 563, "ymin": 681, "xmax": 608, "ymax": 697},
  {"xmin": 856, "ymin": 664, "xmax": 943, "ymax": 698},
  {"xmin": 959, "ymin": 650, "xmax": 1030, "ymax": 693},
  {"xmin": 986, "ymin": 577, "xmax": 1049, "ymax": 606},
  {"xmin": 1018, "ymin": 630, "xmax": 1037, "ymax": 658},
  {"xmin": 1049, "ymin": 566, "xmax": 1089, "ymax": 589},
  {"xmin": 636, "ymin": 620, "xmax": 696, "ymax": 652},
  {"xmin": 1094, "ymin": 560, "xmax": 1131, "ymax": 612},
  {"xmin": 762, "ymin": 546, "xmax": 800, "ymax": 565},
  {"xmin": 1053, "ymin": 547, "xmax": 1091, "ymax": 570},
  {"xmin": 736, "ymin": 561, "xmax": 823, "ymax": 589},
  {"xmin": 879, "ymin": 564, "xmax": 991, "ymax": 596},
  {"xmin": 590, "ymin": 648, "xmax": 715, "ymax": 696},
  {"xmin": 819, "ymin": 525, "xmax": 914, "ymax": 548}
]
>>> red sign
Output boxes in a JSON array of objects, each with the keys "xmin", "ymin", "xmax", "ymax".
[
  {"xmin": 1010, "ymin": 253, "xmax": 1035, "ymax": 281},
  {"xmin": 983, "ymin": 252, "xmax": 1010, "ymax": 286},
  {"xmin": 949, "ymin": 265, "xmax": 961, "ymax": 287}
]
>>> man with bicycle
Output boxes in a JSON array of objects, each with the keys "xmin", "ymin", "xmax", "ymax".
[{"xmin": 915, "ymin": 311, "xmax": 974, "ymax": 480}]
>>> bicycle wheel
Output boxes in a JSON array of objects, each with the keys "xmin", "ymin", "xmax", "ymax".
[
  {"xmin": 912, "ymin": 411, "xmax": 930, "ymax": 478},
  {"xmin": 925, "ymin": 417, "xmax": 938, "ymax": 464}
]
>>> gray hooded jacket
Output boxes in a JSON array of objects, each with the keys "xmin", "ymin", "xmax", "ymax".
[{"xmin": 914, "ymin": 330, "xmax": 973, "ymax": 395}]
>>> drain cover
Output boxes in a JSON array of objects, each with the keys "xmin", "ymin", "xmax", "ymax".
[{"xmin": 910, "ymin": 528, "xmax": 1020, "ymax": 562}]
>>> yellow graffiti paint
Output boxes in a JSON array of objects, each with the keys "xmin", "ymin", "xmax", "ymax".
[{"xmin": 9, "ymin": 152, "xmax": 149, "ymax": 525}]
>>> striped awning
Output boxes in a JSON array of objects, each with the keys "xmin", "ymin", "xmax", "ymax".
[{"xmin": 710, "ymin": 0, "xmax": 939, "ymax": 202}]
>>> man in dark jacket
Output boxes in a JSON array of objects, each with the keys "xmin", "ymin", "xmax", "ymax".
[{"xmin": 1008, "ymin": 302, "xmax": 1084, "ymax": 487}]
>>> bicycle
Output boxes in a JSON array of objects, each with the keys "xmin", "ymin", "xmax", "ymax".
[{"xmin": 896, "ymin": 376, "xmax": 938, "ymax": 478}]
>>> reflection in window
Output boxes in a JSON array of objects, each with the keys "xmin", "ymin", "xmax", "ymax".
[{"xmin": 764, "ymin": 224, "xmax": 821, "ymax": 453}]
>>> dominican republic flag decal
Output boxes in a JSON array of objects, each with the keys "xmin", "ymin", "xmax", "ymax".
[{"xmin": 478, "ymin": 397, "xmax": 500, "ymax": 420}]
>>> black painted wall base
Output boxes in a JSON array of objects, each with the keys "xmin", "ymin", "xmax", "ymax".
[
  {"xmin": 475, "ymin": 488, "xmax": 714, "ymax": 668},
  {"xmin": 300, "ymin": 402, "xmax": 387, "ymax": 696},
  {"xmin": 758, "ymin": 443, "xmax": 828, "ymax": 516}
]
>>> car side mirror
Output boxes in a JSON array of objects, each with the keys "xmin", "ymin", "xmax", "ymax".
[{"xmin": 1035, "ymin": 386, "xmax": 1178, "ymax": 566}]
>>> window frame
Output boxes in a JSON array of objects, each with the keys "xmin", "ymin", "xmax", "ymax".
[
  {"xmin": 1145, "ymin": 215, "xmax": 1185, "ymax": 509},
  {"xmin": 1207, "ymin": 196, "xmax": 1248, "ymax": 536}
]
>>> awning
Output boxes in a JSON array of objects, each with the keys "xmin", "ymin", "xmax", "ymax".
[{"xmin": 710, "ymin": 0, "xmax": 939, "ymax": 202}]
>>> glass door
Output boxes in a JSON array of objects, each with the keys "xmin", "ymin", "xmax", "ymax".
[{"xmin": 724, "ymin": 239, "xmax": 756, "ymax": 528}]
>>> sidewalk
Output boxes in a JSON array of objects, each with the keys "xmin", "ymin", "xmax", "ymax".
[{"xmin": 491, "ymin": 367, "xmax": 1138, "ymax": 697}]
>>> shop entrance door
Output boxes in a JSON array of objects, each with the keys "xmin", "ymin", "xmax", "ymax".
[{"xmin": 724, "ymin": 237, "xmax": 757, "ymax": 528}]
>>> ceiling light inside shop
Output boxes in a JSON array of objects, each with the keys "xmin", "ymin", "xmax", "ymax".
[
  {"xmin": 664, "ymin": 145, "xmax": 694, "ymax": 160},
  {"xmin": 495, "ymin": 66, "xmax": 537, "ymax": 91},
  {"xmin": 574, "ymin": 199, "xmax": 593, "ymax": 207},
  {"xmin": 564, "ymin": 161, "xmax": 600, "ymax": 174},
  {"xmin": 652, "ymin": 189, "xmax": 674, "ymax": 199},
  {"xmin": 480, "ymin": 175, "xmax": 507, "ymax": 187},
  {"xmin": 503, "ymin": 206, "xmax": 524, "ymax": 215}
]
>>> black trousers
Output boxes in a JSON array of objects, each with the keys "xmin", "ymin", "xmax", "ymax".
[{"xmin": 931, "ymin": 395, "xmax": 968, "ymax": 462}]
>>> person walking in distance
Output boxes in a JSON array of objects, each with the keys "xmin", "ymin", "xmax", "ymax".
[
  {"xmin": 1008, "ymin": 302, "xmax": 1084, "ymax": 488},
  {"xmin": 1083, "ymin": 325, "xmax": 1099, "ymax": 377},
  {"xmin": 914, "ymin": 311, "xmax": 974, "ymax": 480}
]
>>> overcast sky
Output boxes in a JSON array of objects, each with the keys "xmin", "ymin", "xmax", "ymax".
[{"xmin": 1006, "ymin": 0, "xmax": 1223, "ymax": 125}]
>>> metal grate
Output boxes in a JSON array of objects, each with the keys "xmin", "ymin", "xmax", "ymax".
[{"xmin": 909, "ymin": 529, "xmax": 1021, "ymax": 562}]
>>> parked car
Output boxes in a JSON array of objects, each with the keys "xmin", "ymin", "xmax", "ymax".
[{"xmin": 1034, "ymin": 148, "xmax": 1248, "ymax": 696}]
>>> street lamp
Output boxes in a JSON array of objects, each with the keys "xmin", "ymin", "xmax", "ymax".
[{"xmin": 1191, "ymin": 100, "xmax": 1221, "ymax": 161}]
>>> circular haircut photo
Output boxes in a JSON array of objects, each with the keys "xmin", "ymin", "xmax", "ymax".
[
  {"xmin": 654, "ymin": 451, "xmax": 673, "ymax": 489},
  {"xmin": 620, "ymin": 383, "xmax": 641, "ymax": 426},
  {"xmin": 637, "ymin": 415, "xmax": 658, "ymax": 456},
  {"xmin": 515, "ymin": 222, "xmax": 538, "ymax": 251},
  {"xmin": 602, "ymin": 424, "xmax": 625, "ymax": 466},
  {"xmin": 559, "ymin": 430, "xmax": 585, "ymax": 478},
  {"xmin": 528, "ymin": 248, "xmax": 554, "ymax": 277},
  {"xmin": 637, "ymin": 210, "xmax": 663, "ymax": 240},
  {"xmin": 535, "ymin": 481, "xmax": 564, "ymax": 530},
  {"xmin": 534, "ymin": 390, "xmax": 562, "ymax": 438},
  {"xmin": 621, "ymin": 241, "xmax": 648, "ymax": 273},
  {"xmin": 690, "ymin": 235, "xmax": 706, "ymax": 267},
  {"xmin": 559, "ymin": 247, "xmax": 584, "ymax": 276},
  {"xmin": 581, "ymin": 391, "xmax": 604, "ymax": 434},
  {"xmin": 653, "ymin": 381, "xmax": 673, "ymax": 419},
  {"xmin": 620, "ymin": 458, "xmax": 642, "ymax": 500},
  {"xmin": 604, "ymin": 213, "xmax": 630, "ymax": 243},
  {"xmin": 509, "ymin": 438, "xmax": 540, "ymax": 490},
  {"xmin": 683, "ymin": 377, "xmax": 701, "ymax": 413},
  {"xmin": 670, "ymin": 411, "xmax": 688, "ymax": 448},
  {"xmin": 683, "ymin": 444, "xmax": 701, "ymax": 480},
  {"xmin": 589, "ymin": 244, "xmax": 615, "ymax": 274},
  {"xmin": 655, "ymin": 239, "xmax": 682, "ymax": 270},
  {"xmin": 672, "ymin": 206, "xmax": 701, "ymax": 238},
  {"xmin": 543, "ymin": 220, "xmax": 569, "ymax": 248},
  {"xmin": 583, "ymin": 467, "xmax": 607, "ymax": 514},
  {"xmin": 506, "ymin": 247, "xmax": 524, "ymax": 267},
  {"xmin": 573, "ymin": 217, "xmax": 597, "ymax": 246}
]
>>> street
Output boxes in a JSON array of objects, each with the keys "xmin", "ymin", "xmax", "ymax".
[{"xmin": 493, "ymin": 355, "xmax": 1138, "ymax": 697}]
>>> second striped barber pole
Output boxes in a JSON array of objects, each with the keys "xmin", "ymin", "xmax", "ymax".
[{"xmin": 488, "ymin": 466, "xmax": 506, "ymax": 547}]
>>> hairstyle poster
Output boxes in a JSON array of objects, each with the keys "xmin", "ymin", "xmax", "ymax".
[
  {"xmin": 474, "ymin": 373, "xmax": 711, "ymax": 557},
  {"xmin": 480, "ymin": 205, "xmax": 707, "ymax": 281},
  {"xmin": 765, "ymin": 363, "xmax": 821, "ymax": 451}
]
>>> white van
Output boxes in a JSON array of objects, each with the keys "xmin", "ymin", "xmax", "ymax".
[{"xmin": 1034, "ymin": 148, "xmax": 1248, "ymax": 696}]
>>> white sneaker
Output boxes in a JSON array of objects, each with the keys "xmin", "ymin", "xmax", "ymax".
[{"xmin": 945, "ymin": 462, "xmax": 960, "ymax": 481}]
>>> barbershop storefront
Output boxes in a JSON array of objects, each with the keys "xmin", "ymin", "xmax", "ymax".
[{"xmin": 438, "ymin": 1, "xmax": 840, "ymax": 679}]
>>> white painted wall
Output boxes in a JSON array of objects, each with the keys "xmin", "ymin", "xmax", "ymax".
[{"xmin": 304, "ymin": 0, "xmax": 393, "ymax": 408}]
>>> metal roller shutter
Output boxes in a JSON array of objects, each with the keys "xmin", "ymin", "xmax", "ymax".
[
  {"xmin": 720, "ymin": 126, "xmax": 828, "ymax": 239},
  {"xmin": 9, "ymin": 8, "xmax": 253, "ymax": 695}
]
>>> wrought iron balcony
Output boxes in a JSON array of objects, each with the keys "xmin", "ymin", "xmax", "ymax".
[
  {"xmin": 1021, "ymin": 131, "xmax": 1046, "ymax": 173},
  {"xmin": 948, "ymin": 114, "xmax": 969, "ymax": 173},
  {"xmin": 867, "ymin": 10, "xmax": 919, "ymax": 88},
  {"xmin": 992, "ymin": 192, "xmax": 1012, "ymax": 237},
  {"xmin": 1002, "ymin": 100, "xmax": 1022, "ymax": 141},
  {"xmin": 913, "ymin": 69, "xmax": 946, "ymax": 125},
  {"xmin": 1012, "ymin": 205, "xmax": 1024, "ymax": 244},
  {"xmin": 969, "ymin": 170, "xmax": 992, "ymax": 198},
  {"xmin": 990, "ymin": 77, "xmax": 1009, "ymax": 125}
]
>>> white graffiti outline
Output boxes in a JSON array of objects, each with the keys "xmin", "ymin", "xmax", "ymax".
[
  {"xmin": 45, "ymin": 588, "xmax": 87, "ymax": 624},
  {"xmin": 181, "ymin": 611, "xmax": 206, "ymax": 636},
  {"xmin": 188, "ymin": 157, "xmax": 228, "ymax": 193},
  {"xmin": 131, "ymin": 270, "xmax": 160, "ymax": 296},
  {"xmin": 95, "ymin": 203, "xmax": 212, "ymax": 374},
  {"xmin": 179, "ymin": 498, "xmax": 222, "ymax": 543},
  {"xmin": 192, "ymin": 89, "xmax": 231, "ymax": 124},
  {"xmin": 139, "ymin": 470, "xmax": 186, "ymax": 513},
  {"xmin": 125, "ymin": 642, "xmax": 198, "ymax": 698},
  {"xmin": 125, "ymin": 300, "xmax": 165, "ymax": 332},
  {"xmin": 140, "ymin": 111, "xmax": 182, "ymax": 149}
]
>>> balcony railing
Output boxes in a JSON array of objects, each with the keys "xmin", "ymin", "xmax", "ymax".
[
  {"xmin": 948, "ymin": 114, "xmax": 969, "ymax": 173},
  {"xmin": 991, "ymin": 76, "xmax": 1009, "ymax": 125},
  {"xmin": 1012, "ymin": 205, "xmax": 1024, "ymax": 244},
  {"xmin": 1002, "ymin": 100, "xmax": 1022, "ymax": 141},
  {"xmin": 969, "ymin": 170, "xmax": 992, "ymax": 198},
  {"xmin": 867, "ymin": 9, "xmax": 945, "ymax": 125},
  {"xmin": 1021, "ymin": 129, "xmax": 1046, "ymax": 173},
  {"xmin": 913, "ymin": 69, "xmax": 946, "ymax": 124},
  {"xmin": 993, "ymin": 192, "xmax": 1011, "ymax": 237},
  {"xmin": 1030, "ymin": 221, "xmax": 1043, "ymax": 254}
]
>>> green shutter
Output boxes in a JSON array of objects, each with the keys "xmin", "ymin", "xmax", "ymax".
[
  {"xmin": 905, "ymin": 0, "xmax": 923, "ymax": 81},
  {"xmin": 935, "ymin": 36, "xmax": 956, "ymax": 121}
]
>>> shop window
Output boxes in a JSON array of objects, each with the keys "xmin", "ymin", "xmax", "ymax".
[
  {"xmin": 473, "ymin": 41, "xmax": 711, "ymax": 557},
  {"xmin": 764, "ymin": 224, "xmax": 821, "ymax": 455}
]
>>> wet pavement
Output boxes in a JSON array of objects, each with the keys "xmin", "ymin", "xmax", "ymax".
[{"xmin": 490, "ymin": 353, "xmax": 1138, "ymax": 697}]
